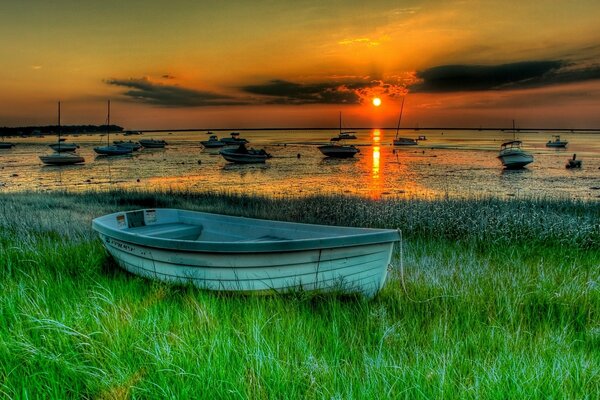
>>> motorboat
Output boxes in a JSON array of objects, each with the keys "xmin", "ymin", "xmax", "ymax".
[
  {"xmin": 498, "ymin": 140, "xmax": 534, "ymax": 169},
  {"xmin": 566, "ymin": 154, "xmax": 582, "ymax": 169},
  {"xmin": 220, "ymin": 144, "xmax": 271, "ymax": 163},
  {"xmin": 92, "ymin": 208, "xmax": 400, "ymax": 298},
  {"xmin": 139, "ymin": 139, "xmax": 167, "ymax": 148},
  {"xmin": 392, "ymin": 97, "xmax": 418, "ymax": 146},
  {"xmin": 201, "ymin": 135, "xmax": 226, "ymax": 148},
  {"xmin": 220, "ymin": 132, "xmax": 249, "ymax": 145},
  {"xmin": 94, "ymin": 101, "xmax": 133, "ymax": 156},
  {"xmin": 546, "ymin": 135, "xmax": 568, "ymax": 148},
  {"xmin": 39, "ymin": 152, "xmax": 85, "ymax": 165}
]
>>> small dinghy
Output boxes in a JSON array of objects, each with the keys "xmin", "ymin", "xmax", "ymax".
[{"xmin": 92, "ymin": 209, "xmax": 400, "ymax": 297}]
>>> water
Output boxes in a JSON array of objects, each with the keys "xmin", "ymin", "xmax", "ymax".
[{"xmin": 1, "ymin": 129, "xmax": 599, "ymax": 199}]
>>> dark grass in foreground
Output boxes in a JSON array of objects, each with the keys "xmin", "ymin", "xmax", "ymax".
[{"xmin": 0, "ymin": 190, "xmax": 598, "ymax": 398}]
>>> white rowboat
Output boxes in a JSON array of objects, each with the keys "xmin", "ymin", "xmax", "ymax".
[{"xmin": 92, "ymin": 209, "xmax": 400, "ymax": 297}]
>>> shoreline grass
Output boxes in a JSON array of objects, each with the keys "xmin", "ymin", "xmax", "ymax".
[{"xmin": 1, "ymin": 190, "xmax": 599, "ymax": 398}]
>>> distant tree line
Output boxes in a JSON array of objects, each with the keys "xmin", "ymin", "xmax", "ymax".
[{"xmin": 0, "ymin": 125, "xmax": 124, "ymax": 137}]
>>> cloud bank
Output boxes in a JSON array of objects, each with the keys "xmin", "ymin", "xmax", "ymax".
[
  {"xmin": 105, "ymin": 77, "xmax": 244, "ymax": 107},
  {"xmin": 412, "ymin": 60, "xmax": 600, "ymax": 92}
]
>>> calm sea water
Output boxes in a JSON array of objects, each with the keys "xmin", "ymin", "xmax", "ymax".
[{"xmin": 1, "ymin": 129, "xmax": 599, "ymax": 200}]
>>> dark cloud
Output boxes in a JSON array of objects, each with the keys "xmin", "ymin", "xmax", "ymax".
[
  {"xmin": 412, "ymin": 61, "xmax": 565, "ymax": 92},
  {"xmin": 412, "ymin": 60, "xmax": 600, "ymax": 92},
  {"xmin": 241, "ymin": 79, "xmax": 381, "ymax": 105},
  {"xmin": 105, "ymin": 77, "xmax": 245, "ymax": 107},
  {"xmin": 162, "ymin": 74, "xmax": 176, "ymax": 79}
]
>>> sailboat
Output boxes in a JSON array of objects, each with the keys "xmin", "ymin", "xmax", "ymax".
[
  {"xmin": 94, "ymin": 100, "xmax": 133, "ymax": 156},
  {"xmin": 393, "ymin": 98, "xmax": 418, "ymax": 146},
  {"xmin": 318, "ymin": 112, "xmax": 360, "ymax": 158},
  {"xmin": 497, "ymin": 120, "xmax": 534, "ymax": 169},
  {"xmin": 39, "ymin": 102, "xmax": 85, "ymax": 165}
]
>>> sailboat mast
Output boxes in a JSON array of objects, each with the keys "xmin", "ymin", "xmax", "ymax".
[
  {"xmin": 339, "ymin": 111, "xmax": 341, "ymax": 135},
  {"xmin": 395, "ymin": 97, "xmax": 405, "ymax": 139},
  {"xmin": 58, "ymin": 101, "xmax": 61, "ymax": 150},
  {"xmin": 107, "ymin": 100, "xmax": 110, "ymax": 144}
]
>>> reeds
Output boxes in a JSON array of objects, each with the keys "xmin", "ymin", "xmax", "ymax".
[{"xmin": 0, "ymin": 190, "xmax": 598, "ymax": 398}]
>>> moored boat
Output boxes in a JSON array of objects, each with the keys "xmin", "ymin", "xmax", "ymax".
[
  {"xmin": 0, "ymin": 142, "xmax": 15, "ymax": 149},
  {"xmin": 566, "ymin": 154, "xmax": 582, "ymax": 169},
  {"xmin": 201, "ymin": 135, "xmax": 226, "ymax": 148},
  {"xmin": 139, "ymin": 139, "xmax": 167, "ymax": 148},
  {"xmin": 114, "ymin": 140, "xmax": 142, "ymax": 151},
  {"xmin": 40, "ymin": 102, "xmax": 85, "ymax": 166},
  {"xmin": 220, "ymin": 132, "xmax": 249, "ymax": 145},
  {"xmin": 393, "ymin": 137, "xmax": 418, "ymax": 146},
  {"xmin": 49, "ymin": 142, "xmax": 79, "ymax": 152},
  {"xmin": 319, "ymin": 112, "xmax": 360, "ymax": 158},
  {"xmin": 498, "ymin": 140, "xmax": 534, "ymax": 169},
  {"xmin": 94, "ymin": 101, "xmax": 134, "ymax": 156},
  {"xmin": 392, "ymin": 97, "xmax": 418, "ymax": 146},
  {"xmin": 220, "ymin": 144, "xmax": 271, "ymax": 163},
  {"xmin": 92, "ymin": 208, "xmax": 400, "ymax": 297},
  {"xmin": 318, "ymin": 144, "xmax": 360, "ymax": 158},
  {"xmin": 40, "ymin": 152, "xmax": 85, "ymax": 165},
  {"xmin": 546, "ymin": 135, "xmax": 568, "ymax": 148}
]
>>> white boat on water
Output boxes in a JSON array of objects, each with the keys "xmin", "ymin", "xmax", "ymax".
[
  {"xmin": 546, "ymin": 135, "xmax": 568, "ymax": 148},
  {"xmin": 319, "ymin": 112, "xmax": 360, "ymax": 158},
  {"xmin": 392, "ymin": 97, "xmax": 418, "ymax": 146},
  {"xmin": 220, "ymin": 132, "xmax": 249, "ymax": 145},
  {"xmin": 39, "ymin": 152, "xmax": 85, "ymax": 165},
  {"xmin": 92, "ymin": 209, "xmax": 400, "ymax": 297},
  {"xmin": 220, "ymin": 144, "xmax": 272, "ymax": 163},
  {"xmin": 94, "ymin": 101, "xmax": 134, "ymax": 156},
  {"xmin": 498, "ymin": 140, "xmax": 534, "ymax": 169},
  {"xmin": 40, "ymin": 102, "xmax": 85, "ymax": 166},
  {"xmin": 201, "ymin": 135, "xmax": 226, "ymax": 148}
]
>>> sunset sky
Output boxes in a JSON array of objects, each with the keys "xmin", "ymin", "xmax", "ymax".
[{"xmin": 2, "ymin": 0, "xmax": 600, "ymax": 129}]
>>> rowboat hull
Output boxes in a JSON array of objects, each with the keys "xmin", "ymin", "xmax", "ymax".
[{"xmin": 93, "ymin": 209, "xmax": 399, "ymax": 297}]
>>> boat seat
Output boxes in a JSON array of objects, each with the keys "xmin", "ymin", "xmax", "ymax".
[{"xmin": 130, "ymin": 223, "xmax": 203, "ymax": 240}]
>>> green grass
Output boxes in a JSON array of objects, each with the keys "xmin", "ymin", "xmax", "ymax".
[{"xmin": 0, "ymin": 190, "xmax": 599, "ymax": 399}]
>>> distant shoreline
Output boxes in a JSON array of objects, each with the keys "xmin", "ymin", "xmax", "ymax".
[{"xmin": 2, "ymin": 126, "xmax": 600, "ymax": 136}]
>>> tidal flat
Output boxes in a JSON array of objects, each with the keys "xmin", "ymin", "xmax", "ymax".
[{"xmin": 0, "ymin": 190, "xmax": 598, "ymax": 398}]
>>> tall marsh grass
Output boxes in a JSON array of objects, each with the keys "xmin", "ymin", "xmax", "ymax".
[{"xmin": 0, "ymin": 190, "xmax": 598, "ymax": 398}]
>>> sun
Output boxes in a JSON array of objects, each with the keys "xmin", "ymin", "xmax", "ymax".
[{"xmin": 372, "ymin": 97, "xmax": 382, "ymax": 107}]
